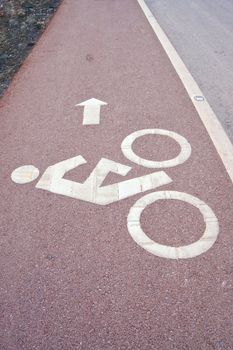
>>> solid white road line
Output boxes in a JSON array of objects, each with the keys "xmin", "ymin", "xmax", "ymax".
[{"xmin": 137, "ymin": 0, "xmax": 233, "ymax": 183}]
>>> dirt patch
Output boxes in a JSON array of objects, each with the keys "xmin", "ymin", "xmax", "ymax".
[{"xmin": 0, "ymin": 0, "xmax": 63, "ymax": 97}]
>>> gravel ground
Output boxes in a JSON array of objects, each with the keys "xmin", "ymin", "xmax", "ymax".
[{"xmin": 0, "ymin": 0, "xmax": 62, "ymax": 97}]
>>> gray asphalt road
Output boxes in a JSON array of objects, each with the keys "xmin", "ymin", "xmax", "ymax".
[{"xmin": 146, "ymin": 0, "xmax": 233, "ymax": 143}]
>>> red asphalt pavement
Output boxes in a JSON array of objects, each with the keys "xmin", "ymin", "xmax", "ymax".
[{"xmin": 1, "ymin": 0, "xmax": 233, "ymax": 349}]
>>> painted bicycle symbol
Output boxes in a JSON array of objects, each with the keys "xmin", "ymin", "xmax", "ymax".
[{"xmin": 11, "ymin": 129, "xmax": 219, "ymax": 260}]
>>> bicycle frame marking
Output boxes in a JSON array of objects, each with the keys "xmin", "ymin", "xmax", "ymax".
[{"xmin": 35, "ymin": 156, "xmax": 172, "ymax": 205}]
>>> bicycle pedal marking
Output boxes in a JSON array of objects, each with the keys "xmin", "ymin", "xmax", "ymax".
[{"xmin": 127, "ymin": 191, "xmax": 219, "ymax": 259}]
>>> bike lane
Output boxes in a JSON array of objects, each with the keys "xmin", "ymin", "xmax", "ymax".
[{"xmin": 0, "ymin": 0, "xmax": 233, "ymax": 349}]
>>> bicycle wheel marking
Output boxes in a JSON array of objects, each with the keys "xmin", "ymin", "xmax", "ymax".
[
  {"xmin": 121, "ymin": 129, "xmax": 192, "ymax": 168},
  {"xmin": 127, "ymin": 191, "xmax": 219, "ymax": 259}
]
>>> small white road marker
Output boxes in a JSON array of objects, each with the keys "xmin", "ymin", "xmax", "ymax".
[{"xmin": 76, "ymin": 98, "xmax": 107, "ymax": 125}]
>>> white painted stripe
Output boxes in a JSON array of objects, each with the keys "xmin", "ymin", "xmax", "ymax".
[{"xmin": 137, "ymin": 0, "xmax": 233, "ymax": 183}]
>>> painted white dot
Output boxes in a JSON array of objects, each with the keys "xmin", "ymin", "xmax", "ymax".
[
  {"xmin": 11, "ymin": 165, "xmax": 39, "ymax": 184},
  {"xmin": 127, "ymin": 191, "xmax": 219, "ymax": 259},
  {"xmin": 121, "ymin": 129, "xmax": 192, "ymax": 168}
]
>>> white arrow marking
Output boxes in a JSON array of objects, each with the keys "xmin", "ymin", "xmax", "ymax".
[
  {"xmin": 76, "ymin": 98, "xmax": 108, "ymax": 125},
  {"xmin": 35, "ymin": 156, "xmax": 172, "ymax": 205}
]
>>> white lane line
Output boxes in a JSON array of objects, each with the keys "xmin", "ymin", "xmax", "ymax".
[{"xmin": 137, "ymin": 0, "xmax": 233, "ymax": 183}]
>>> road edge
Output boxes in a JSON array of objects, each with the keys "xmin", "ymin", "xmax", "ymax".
[{"xmin": 137, "ymin": 0, "xmax": 233, "ymax": 183}]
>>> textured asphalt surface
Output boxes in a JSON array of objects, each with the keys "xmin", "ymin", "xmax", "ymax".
[
  {"xmin": 146, "ymin": 0, "xmax": 233, "ymax": 143},
  {"xmin": 0, "ymin": 1, "xmax": 233, "ymax": 349}
]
